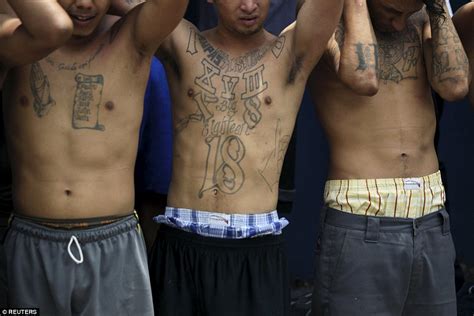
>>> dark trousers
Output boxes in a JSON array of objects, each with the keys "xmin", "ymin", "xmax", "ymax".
[
  {"xmin": 313, "ymin": 207, "xmax": 457, "ymax": 316},
  {"xmin": 151, "ymin": 225, "xmax": 290, "ymax": 316}
]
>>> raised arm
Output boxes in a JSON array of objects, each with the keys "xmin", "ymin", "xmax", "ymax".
[
  {"xmin": 292, "ymin": 0, "xmax": 343, "ymax": 77},
  {"xmin": 0, "ymin": 0, "xmax": 73, "ymax": 68},
  {"xmin": 453, "ymin": 2, "xmax": 474, "ymax": 106},
  {"xmin": 119, "ymin": 0, "xmax": 188, "ymax": 56},
  {"xmin": 423, "ymin": 0, "xmax": 470, "ymax": 102},
  {"xmin": 108, "ymin": 0, "xmax": 144, "ymax": 17},
  {"xmin": 328, "ymin": 0, "xmax": 379, "ymax": 95}
]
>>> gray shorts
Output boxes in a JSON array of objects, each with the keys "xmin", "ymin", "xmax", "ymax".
[
  {"xmin": 313, "ymin": 207, "xmax": 457, "ymax": 316},
  {"xmin": 4, "ymin": 214, "xmax": 154, "ymax": 315}
]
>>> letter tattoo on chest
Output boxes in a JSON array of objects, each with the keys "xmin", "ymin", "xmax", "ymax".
[
  {"xmin": 377, "ymin": 26, "xmax": 421, "ymax": 84},
  {"xmin": 72, "ymin": 73, "xmax": 105, "ymax": 131},
  {"xmin": 179, "ymin": 29, "xmax": 284, "ymax": 198}
]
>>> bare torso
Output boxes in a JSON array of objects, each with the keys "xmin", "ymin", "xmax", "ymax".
[
  {"xmin": 310, "ymin": 17, "xmax": 439, "ymax": 180},
  {"xmin": 162, "ymin": 21, "xmax": 306, "ymax": 214},
  {"xmin": 3, "ymin": 16, "xmax": 151, "ymax": 219}
]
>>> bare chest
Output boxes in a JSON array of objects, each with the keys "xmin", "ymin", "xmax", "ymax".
[{"xmin": 377, "ymin": 25, "xmax": 426, "ymax": 85}]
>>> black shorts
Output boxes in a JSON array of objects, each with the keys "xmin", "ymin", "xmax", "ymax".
[{"xmin": 150, "ymin": 225, "xmax": 290, "ymax": 316}]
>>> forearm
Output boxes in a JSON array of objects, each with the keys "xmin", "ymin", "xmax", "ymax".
[
  {"xmin": 427, "ymin": 0, "xmax": 469, "ymax": 100},
  {"xmin": 6, "ymin": 0, "xmax": 72, "ymax": 43},
  {"xmin": 108, "ymin": 0, "xmax": 145, "ymax": 17},
  {"xmin": 338, "ymin": 0, "xmax": 378, "ymax": 95},
  {"xmin": 295, "ymin": 0, "xmax": 344, "ymax": 70}
]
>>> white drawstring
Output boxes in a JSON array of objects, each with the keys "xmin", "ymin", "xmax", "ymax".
[{"xmin": 67, "ymin": 235, "xmax": 84, "ymax": 264}]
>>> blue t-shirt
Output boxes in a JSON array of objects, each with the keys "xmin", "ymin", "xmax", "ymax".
[{"xmin": 135, "ymin": 57, "xmax": 173, "ymax": 195}]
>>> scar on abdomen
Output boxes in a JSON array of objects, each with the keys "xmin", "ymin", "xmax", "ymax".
[
  {"xmin": 20, "ymin": 96, "xmax": 29, "ymax": 107},
  {"xmin": 105, "ymin": 101, "xmax": 114, "ymax": 111}
]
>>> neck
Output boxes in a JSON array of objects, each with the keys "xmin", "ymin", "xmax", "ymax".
[{"xmin": 213, "ymin": 24, "xmax": 270, "ymax": 52}]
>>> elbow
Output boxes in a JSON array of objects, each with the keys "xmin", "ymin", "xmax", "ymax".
[
  {"xmin": 435, "ymin": 78, "xmax": 470, "ymax": 102},
  {"xmin": 342, "ymin": 71, "xmax": 379, "ymax": 96},
  {"xmin": 41, "ymin": 14, "xmax": 73, "ymax": 47}
]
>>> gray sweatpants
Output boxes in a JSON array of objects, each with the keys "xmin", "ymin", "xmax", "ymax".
[
  {"xmin": 4, "ymin": 214, "xmax": 154, "ymax": 316},
  {"xmin": 313, "ymin": 207, "xmax": 457, "ymax": 316}
]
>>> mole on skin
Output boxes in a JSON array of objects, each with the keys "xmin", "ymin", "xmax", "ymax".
[
  {"xmin": 265, "ymin": 96, "xmax": 272, "ymax": 105},
  {"xmin": 105, "ymin": 101, "xmax": 115, "ymax": 111}
]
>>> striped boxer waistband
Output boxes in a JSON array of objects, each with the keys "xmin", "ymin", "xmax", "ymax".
[{"xmin": 324, "ymin": 171, "xmax": 445, "ymax": 219}]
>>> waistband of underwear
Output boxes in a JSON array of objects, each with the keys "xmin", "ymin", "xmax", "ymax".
[
  {"xmin": 154, "ymin": 207, "xmax": 289, "ymax": 239},
  {"xmin": 324, "ymin": 170, "xmax": 445, "ymax": 219},
  {"xmin": 7, "ymin": 212, "xmax": 139, "ymax": 243}
]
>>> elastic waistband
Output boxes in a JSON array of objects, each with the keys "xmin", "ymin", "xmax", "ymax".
[
  {"xmin": 324, "ymin": 170, "xmax": 445, "ymax": 218},
  {"xmin": 325, "ymin": 171, "xmax": 443, "ymax": 190},
  {"xmin": 158, "ymin": 224, "xmax": 285, "ymax": 248},
  {"xmin": 8, "ymin": 214, "xmax": 139, "ymax": 244},
  {"xmin": 12, "ymin": 212, "xmax": 133, "ymax": 229},
  {"xmin": 322, "ymin": 207, "xmax": 451, "ymax": 238},
  {"xmin": 155, "ymin": 207, "xmax": 289, "ymax": 239}
]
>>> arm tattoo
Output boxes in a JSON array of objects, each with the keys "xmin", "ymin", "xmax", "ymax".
[
  {"xmin": 30, "ymin": 63, "xmax": 55, "ymax": 117},
  {"xmin": 72, "ymin": 73, "xmax": 105, "ymax": 131},
  {"xmin": 430, "ymin": 15, "xmax": 469, "ymax": 83},
  {"xmin": 354, "ymin": 42, "xmax": 379, "ymax": 72},
  {"xmin": 335, "ymin": 23, "xmax": 345, "ymax": 49}
]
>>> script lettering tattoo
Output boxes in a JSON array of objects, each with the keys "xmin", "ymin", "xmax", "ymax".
[
  {"xmin": 72, "ymin": 73, "xmax": 105, "ymax": 131},
  {"xmin": 45, "ymin": 43, "xmax": 105, "ymax": 71},
  {"xmin": 199, "ymin": 136, "xmax": 246, "ymax": 197},
  {"xmin": 29, "ymin": 63, "xmax": 55, "ymax": 117},
  {"xmin": 355, "ymin": 43, "xmax": 379, "ymax": 71},
  {"xmin": 196, "ymin": 33, "xmax": 283, "ymax": 73},
  {"xmin": 377, "ymin": 25, "xmax": 421, "ymax": 84},
  {"xmin": 259, "ymin": 119, "xmax": 291, "ymax": 192}
]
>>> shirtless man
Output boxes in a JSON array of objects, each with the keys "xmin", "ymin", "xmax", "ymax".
[
  {"xmin": 0, "ymin": 0, "xmax": 74, "ymax": 307},
  {"xmin": 307, "ymin": 0, "xmax": 469, "ymax": 315},
  {"xmin": 453, "ymin": 0, "xmax": 474, "ymax": 105},
  {"xmin": 144, "ymin": 0, "xmax": 343, "ymax": 314},
  {"xmin": 2, "ymin": 0, "xmax": 187, "ymax": 313}
]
